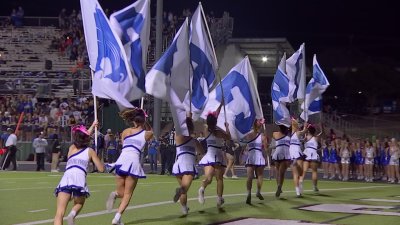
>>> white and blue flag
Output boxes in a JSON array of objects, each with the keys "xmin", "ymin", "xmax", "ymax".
[
  {"xmin": 286, "ymin": 43, "xmax": 306, "ymax": 102},
  {"xmin": 271, "ymin": 53, "xmax": 291, "ymax": 127},
  {"xmin": 301, "ymin": 54, "xmax": 330, "ymax": 121},
  {"xmin": 80, "ymin": 0, "xmax": 140, "ymax": 108},
  {"xmin": 146, "ymin": 19, "xmax": 191, "ymax": 136},
  {"xmin": 202, "ymin": 56, "xmax": 263, "ymax": 140},
  {"xmin": 190, "ymin": 3, "xmax": 217, "ymax": 116},
  {"xmin": 110, "ymin": 0, "xmax": 150, "ymax": 92}
]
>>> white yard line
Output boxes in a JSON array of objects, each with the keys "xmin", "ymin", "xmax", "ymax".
[
  {"xmin": 14, "ymin": 185, "xmax": 394, "ymax": 225},
  {"xmin": 360, "ymin": 198, "xmax": 400, "ymax": 203},
  {"xmin": 28, "ymin": 209, "xmax": 48, "ymax": 213}
]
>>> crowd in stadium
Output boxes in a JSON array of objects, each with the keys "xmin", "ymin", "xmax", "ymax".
[{"xmin": 0, "ymin": 93, "xmax": 95, "ymax": 142}]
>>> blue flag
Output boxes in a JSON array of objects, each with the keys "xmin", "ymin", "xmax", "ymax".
[
  {"xmin": 189, "ymin": 3, "xmax": 217, "ymax": 116},
  {"xmin": 202, "ymin": 57, "xmax": 263, "ymax": 140},
  {"xmin": 81, "ymin": 0, "xmax": 140, "ymax": 108},
  {"xmin": 271, "ymin": 53, "xmax": 291, "ymax": 127},
  {"xmin": 145, "ymin": 19, "xmax": 191, "ymax": 136},
  {"xmin": 301, "ymin": 54, "xmax": 330, "ymax": 121},
  {"xmin": 286, "ymin": 43, "xmax": 306, "ymax": 102},
  {"xmin": 110, "ymin": 0, "xmax": 150, "ymax": 92}
]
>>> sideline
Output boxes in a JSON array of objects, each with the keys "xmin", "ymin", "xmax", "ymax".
[{"xmin": 14, "ymin": 185, "xmax": 394, "ymax": 225}]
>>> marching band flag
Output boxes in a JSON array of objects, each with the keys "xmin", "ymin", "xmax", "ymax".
[
  {"xmin": 145, "ymin": 18, "xmax": 191, "ymax": 102},
  {"xmin": 110, "ymin": 0, "xmax": 150, "ymax": 92},
  {"xmin": 301, "ymin": 54, "xmax": 330, "ymax": 121},
  {"xmin": 146, "ymin": 19, "xmax": 191, "ymax": 136},
  {"xmin": 189, "ymin": 3, "xmax": 217, "ymax": 116},
  {"xmin": 202, "ymin": 56, "xmax": 263, "ymax": 140},
  {"xmin": 286, "ymin": 43, "xmax": 306, "ymax": 102},
  {"xmin": 271, "ymin": 53, "xmax": 291, "ymax": 127},
  {"xmin": 80, "ymin": 0, "xmax": 139, "ymax": 108}
]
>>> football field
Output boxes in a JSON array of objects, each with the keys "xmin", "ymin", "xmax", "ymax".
[{"xmin": 0, "ymin": 171, "xmax": 399, "ymax": 225}]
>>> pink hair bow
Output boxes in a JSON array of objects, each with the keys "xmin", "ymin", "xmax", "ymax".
[
  {"xmin": 207, "ymin": 111, "xmax": 218, "ymax": 117},
  {"xmin": 72, "ymin": 125, "xmax": 90, "ymax": 135},
  {"xmin": 134, "ymin": 107, "xmax": 148, "ymax": 118},
  {"xmin": 257, "ymin": 118, "xmax": 265, "ymax": 125}
]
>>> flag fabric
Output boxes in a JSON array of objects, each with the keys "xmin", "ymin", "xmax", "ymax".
[
  {"xmin": 189, "ymin": 3, "xmax": 217, "ymax": 116},
  {"xmin": 80, "ymin": 0, "xmax": 139, "ymax": 108},
  {"xmin": 202, "ymin": 56, "xmax": 263, "ymax": 140},
  {"xmin": 300, "ymin": 55, "xmax": 330, "ymax": 121},
  {"xmin": 271, "ymin": 53, "xmax": 291, "ymax": 127},
  {"xmin": 146, "ymin": 18, "xmax": 191, "ymax": 136},
  {"xmin": 286, "ymin": 43, "xmax": 306, "ymax": 102},
  {"xmin": 110, "ymin": 0, "xmax": 150, "ymax": 92}
]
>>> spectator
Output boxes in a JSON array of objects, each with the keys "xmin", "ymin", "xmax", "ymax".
[
  {"xmin": 15, "ymin": 6, "xmax": 24, "ymax": 27},
  {"xmin": 10, "ymin": 9, "xmax": 17, "ymax": 26},
  {"xmin": 148, "ymin": 137, "xmax": 159, "ymax": 174},
  {"xmin": 51, "ymin": 134, "xmax": 61, "ymax": 172},
  {"xmin": 0, "ymin": 128, "xmax": 17, "ymax": 170},
  {"xmin": 106, "ymin": 134, "xmax": 118, "ymax": 163},
  {"xmin": 33, "ymin": 132, "xmax": 48, "ymax": 171},
  {"xmin": 59, "ymin": 8, "xmax": 67, "ymax": 29}
]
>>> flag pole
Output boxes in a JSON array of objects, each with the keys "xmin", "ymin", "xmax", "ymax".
[
  {"xmin": 199, "ymin": 2, "xmax": 226, "ymax": 122},
  {"xmin": 90, "ymin": 70, "xmax": 98, "ymax": 152},
  {"xmin": 185, "ymin": 18, "xmax": 193, "ymax": 114},
  {"xmin": 302, "ymin": 44, "xmax": 308, "ymax": 122},
  {"xmin": 140, "ymin": 96, "xmax": 144, "ymax": 109},
  {"xmin": 199, "ymin": 2, "xmax": 218, "ymax": 68}
]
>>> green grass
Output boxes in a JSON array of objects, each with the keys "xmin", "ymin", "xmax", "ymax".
[{"xmin": 0, "ymin": 172, "xmax": 399, "ymax": 225}]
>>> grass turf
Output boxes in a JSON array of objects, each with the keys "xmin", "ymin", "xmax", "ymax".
[{"xmin": 0, "ymin": 172, "xmax": 399, "ymax": 225}]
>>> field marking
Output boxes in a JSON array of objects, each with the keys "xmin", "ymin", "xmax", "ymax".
[
  {"xmin": 28, "ymin": 209, "xmax": 48, "ymax": 213},
  {"xmin": 360, "ymin": 198, "xmax": 400, "ymax": 203},
  {"xmin": 0, "ymin": 181, "xmax": 178, "ymax": 191},
  {"xmin": 300, "ymin": 204, "xmax": 400, "ymax": 216},
  {"xmin": 14, "ymin": 185, "xmax": 394, "ymax": 225}
]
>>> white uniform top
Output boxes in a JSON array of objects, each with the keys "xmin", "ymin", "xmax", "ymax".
[
  {"xmin": 176, "ymin": 138, "xmax": 196, "ymax": 157},
  {"xmin": 245, "ymin": 134, "xmax": 266, "ymax": 166},
  {"xmin": 248, "ymin": 134, "xmax": 263, "ymax": 151},
  {"xmin": 206, "ymin": 133, "xmax": 224, "ymax": 152},
  {"xmin": 5, "ymin": 133, "xmax": 17, "ymax": 147},
  {"xmin": 199, "ymin": 132, "xmax": 225, "ymax": 166},
  {"xmin": 366, "ymin": 147, "xmax": 374, "ymax": 159},
  {"xmin": 289, "ymin": 132, "xmax": 303, "ymax": 159},
  {"xmin": 172, "ymin": 138, "xmax": 198, "ymax": 175},
  {"xmin": 341, "ymin": 148, "xmax": 350, "ymax": 159},
  {"xmin": 272, "ymin": 135, "xmax": 290, "ymax": 161},
  {"xmin": 121, "ymin": 129, "xmax": 146, "ymax": 154},
  {"xmin": 65, "ymin": 147, "xmax": 90, "ymax": 174},
  {"xmin": 303, "ymin": 136, "xmax": 319, "ymax": 161}
]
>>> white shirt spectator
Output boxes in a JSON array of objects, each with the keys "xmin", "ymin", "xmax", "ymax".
[
  {"xmin": 38, "ymin": 115, "xmax": 48, "ymax": 126},
  {"xmin": 32, "ymin": 136, "xmax": 48, "ymax": 153},
  {"xmin": 5, "ymin": 133, "xmax": 17, "ymax": 147},
  {"xmin": 50, "ymin": 107, "xmax": 59, "ymax": 121},
  {"xmin": 72, "ymin": 110, "xmax": 82, "ymax": 121}
]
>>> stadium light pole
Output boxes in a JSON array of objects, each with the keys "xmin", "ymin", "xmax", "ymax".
[{"xmin": 153, "ymin": 0, "xmax": 163, "ymax": 138}]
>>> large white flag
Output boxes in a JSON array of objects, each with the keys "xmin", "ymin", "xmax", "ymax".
[
  {"xmin": 189, "ymin": 3, "xmax": 217, "ymax": 116},
  {"xmin": 146, "ymin": 19, "xmax": 191, "ymax": 136},
  {"xmin": 301, "ymin": 55, "xmax": 330, "ymax": 121},
  {"xmin": 286, "ymin": 43, "xmax": 306, "ymax": 102},
  {"xmin": 202, "ymin": 56, "xmax": 263, "ymax": 140},
  {"xmin": 271, "ymin": 53, "xmax": 291, "ymax": 127},
  {"xmin": 110, "ymin": 0, "xmax": 150, "ymax": 93},
  {"xmin": 80, "ymin": 0, "xmax": 139, "ymax": 108}
]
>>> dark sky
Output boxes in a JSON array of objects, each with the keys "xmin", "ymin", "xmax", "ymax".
[{"xmin": 2, "ymin": 0, "xmax": 399, "ymax": 63}]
